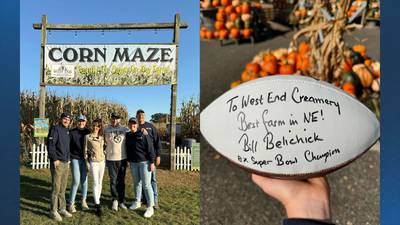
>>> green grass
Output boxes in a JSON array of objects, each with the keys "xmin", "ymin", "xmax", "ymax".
[{"xmin": 20, "ymin": 166, "xmax": 200, "ymax": 225}]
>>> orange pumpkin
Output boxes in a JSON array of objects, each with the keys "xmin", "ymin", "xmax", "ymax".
[
  {"xmin": 235, "ymin": 5, "xmax": 242, "ymax": 14},
  {"xmin": 241, "ymin": 71, "xmax": 258, "ymax": 82},
  {"xmin": 279, "ymin": 63, "xmax": 295, "ymax": 74},
  {"xmin": 260, "ymin": 70, "xmax": 268, "ymax": 77},
  {"xmin": 296, "ymin": 55, "xmax": 311, "ymax": 73},
  {"xmin": 206, "ymin": 30, "xmax": 214, "ymax": 39},
  {"xmin": 263, "ymin": 53, "xmax": 277, "ymax": 64},
  {"xmin": 221, "ymin": 0, "xmax": 231, "ymax": 7},
  {"xmin": 218, "ymin": 29, "xmax": 229, "ymax": 39},
  {"xmin": 218, "ymin": 7, "xmax": 225, "ymax": 14},
  {"xmin": 299, "ymin": 8, "xmax": 307, "ymax": 17},
  {"xmin": 242, "ymin": 2, "xmax": 251, "ymax": 14},
  {"xmin": 212, "ymin": 0, "xmax": 220, "ymax": 7},
  {"xmin": 246, "ymin": 63, "xmax": 260, "ymax": 74},
  {"xmin": 261, "ymin": 61, "xmax": 278, "ymax": 75},
  {"xmin": 216, "ymin": 12, "xmax": 225, "ymax": 21},
  {"xmin": 342, "ymin": 82, "xmax": 356, "ymax": 96},
  {"xmin": 230, "ymin": 28, "xmax": 240, "ymax": 39},
  {"xmin": 225, "ymin": 5, "xmax": 234, "ymax": 14},
  {"xmin": 215, "ymin": 21, "xmax": 225, "ymax": 30},
  {"xmin": 230, "ymin": 13, "xmax": 238, "ymax": 21},
  {"xmin": 214, "ymin": 30, "xmax": 220, "ymax": 38},
  {"xmin": 287, "ymin": 51, "xmax": 298, "ymax": 65},
  {"xmin": 200, "ymin": 29, "xmax": 207, "ymax": 39},
  {"xmin": 298, "ymin": 42, "xmax": 310, "ymax": 55},
  {"xmin": 230, "ymin": 80, "xmax": 242, "ymax": 89},
  {"xmin": 352, "ymin": 44, "xmax": 367, "ymax": 57},
  {"xmin": 242, "ymin": 28, "xmax": 252, "ymax": 38},
  {"xmin": 364, "ymin": 58, "xmax": 372, "ymax": 66}
]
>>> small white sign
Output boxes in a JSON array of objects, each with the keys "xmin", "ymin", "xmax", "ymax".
[{"xmin": 51, "ymin": 65, "xmax": 75, "ymax": 78}]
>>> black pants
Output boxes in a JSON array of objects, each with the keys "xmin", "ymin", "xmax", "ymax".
[{"xmin": 107, "ymin": 160, "xmax": 127, "ymax": 203}]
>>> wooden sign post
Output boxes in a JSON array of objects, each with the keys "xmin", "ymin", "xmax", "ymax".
[{"xmin": 34, "ymin": 14, "xmax": 188, "ymax": 170}]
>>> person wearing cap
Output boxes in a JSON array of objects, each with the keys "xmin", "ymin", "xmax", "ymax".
[
  {"xmin": 84, "ymin": 118, "xmax": 106, "ymax": 217},
  {"xmin": 104, "ymin": 112, "xmax": 130, "ymax": 211},
  {"xmin": 126, "ymin": 117, "xmax": 156, "ymax": 218},
  {"xmin": 47, "ymin": 112, "xmax": 73, "ymax": 222},
  {"xmin": 136, "ymin": 109, "xmax": 162, "ymax": 209},
  {"xmin": 68, "ymin": 114, "xmax": 91, "ymax": 213}
]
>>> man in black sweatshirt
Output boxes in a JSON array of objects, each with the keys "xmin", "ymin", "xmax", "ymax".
[
  {"xmin": 47, "ymin": 112, "xmax": 73, "ymax": 222},
  {"xmin": 136, "ymin": 109, "xmax": 162, "ymax": 209}
]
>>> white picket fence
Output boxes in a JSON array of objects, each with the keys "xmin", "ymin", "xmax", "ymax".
[
  {"xmin": 30, "ymin": 144, "xmax": 195, "ymax": 171},
  {"xmin": 30, "ymin": 143, "xmax": 50, "ymax": 169},
  {"xmin": 173, "ymin": 146, "xmax": 193, "ymax": 171}
]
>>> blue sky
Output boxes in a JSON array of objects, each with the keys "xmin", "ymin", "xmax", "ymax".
[{"xmin": 20, "ymin": 0, "xmax": 199, "ymax": 119}]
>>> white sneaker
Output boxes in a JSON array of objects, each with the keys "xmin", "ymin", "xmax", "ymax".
[
  {"xmin": 59, "ymin": 209, "xmax": 72, "ymax": 218},
  {"xmin": 81, "ymin": 199, "xmax": 89, "ymax": 210},
  {"xmin": 129, "ymin": 202, "xmax": 141, "ymax": 210},
  {"xmin": 144, "ymin": 207, "xmax": 154, "ymax": 218},
  {"xmin": 112, "ymin": 200, "xmax": 118, "ymax": 211},
  {"xmin": 119, "ymin": 202, "xmax": 127, "ymax": 210},
  {"xmin": 68, "ymin": 204, "xmax": 77, "ymax": 213},
  {"xmin": 50, "ymin": 211, "xmax": 62, "ymax": 222}
]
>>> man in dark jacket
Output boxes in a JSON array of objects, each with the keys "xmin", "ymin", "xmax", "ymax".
[
  {"xmin": 136, "ymin": 109, "xmax": 162, "ymax": 209},
  {"xmin": 47, "ymin": 112, "xmax": 73, "ymax": 222}
]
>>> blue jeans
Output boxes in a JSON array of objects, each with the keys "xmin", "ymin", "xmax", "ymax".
[
  {"xmin": 69, "ymin": 159, "xmax": 88, "ymax": 204},
  {"xmin": 151, "ymin": 167, "xmax": 158, "ymax": 204},
  {"xmin": 130, "ymin": 161, "xmax": 154, "ymax": 207}
]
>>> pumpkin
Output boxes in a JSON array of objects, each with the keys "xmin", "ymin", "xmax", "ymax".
[
  {"xmin": 272, "ymin": 48, "xmax": 288, "ymax": 60},
  {"xmin": 371, "ymin": 61, "xmax": 380, "ymax": 78},
  {"xmin": 242, "ymin": 2, "xmax": 251, "ymax": 14},
  {"xmin": 342, "ymin": 72, "xmax": 363, "ymax": 97},
  {"xmin": 216, "ymin": 12, "xmax": 225, "ymax": 21},
  {"xmin": 212, "ymin": 0, "xmax": 220, "ymax": 7},
  {"xmin": 241, "ymin": 13, "xmax": 252, "ymax": 21},
  {"xmin": 263, "ymin": 53, "xmax": 277, "ymax": 64},
  {"xmin": 230, "ymin": 80, "xmax": 242, "ymax": 89},
  {"xmin": 371, "ymin": 78, "xmax": 380, "ymax": 92},
  {"xmin": 246, "ymin": 63, "xmax": 260, "ymax": 74},
  {"xmin": 206, "ymin": 30, "xmax": 214, "ymax": 39},
  {"xmin": 299, "ymin": 8, "xmax": 307, "ymax": 17},
  {"xmin": 261, "ymin": 61, "xmax": 278, "ymax": 75},
  {"xmin": 352, "ymin": 44, "xmax": 367, "ymax": 57},
  {"xmin": 294, "ymin": 10, "xmax": 301, "ymax": 17},
  {"xmin": 260, "ymin": 70, "xmax": 268, "ymax": 77},
  {"xmin": 221, "ymin": 0, "xmax": 231, "ymax": 7},
  {"xmin": 352, "ymin": 64, "xmax": 374, "ymax": 88},
  {"xmin": 342, "ymin": 58, "xmax": 353, "ymax": 72},
  {"xmin": 296, "ymin": 55, "xmax": 311, "ymax": 73},
  {"xmin": 225, "ymin": 21, "xmax": 235, "ymax": 30},
  {"xmin": 200, "ymin": 29, "xmax": 207, "ymax": 39},
  {"xmin": 242, "ymin": 28, "xmax": 252, "ymax": 38},
  {"xmin": 287, "ymin": 51, "xmax": 298, "ymax": 65},
  {"xmin": 218, "ymin": 29, "xmax": 229, "ymax": 39},
  {"xmin": 214, "ymin": 30, "xmax": 220, "ymax": 38},
  {"xmin": 230, "ymin": 28, "xmax": 240, "ymax": 39},
  {"xmin": 230, "ymin": 13, "xmax": 238, "ymax": 21},
  {"xmin": 225, "ymin": 5, "xmax": 234, "ymax": 14},
  {"xmin": 241, "ymin": 71, "xmax": 257, "ymax": 82},
  {"xmin": 279, "ymin": 63, "xmax": 295, "ymax": 74},
  {"xmin": 201, "ymin": 1, "xmax": 210, "ymax": 9},
  {"xmin": 218, "ymin": 7, "xmax": 225, "ymax": 14},
  {"xmin": 232, "ymin": 0, "xmax": 240, "ymax": 7},
  {"xmin": 215, "ymin": 21, "xmax": 225, "ymax": 30},
  {"xmin": 235, "ymin": 5, "xmax": 242, "ymax": 14},
  {"xmin": 342, "ymin": 82, "xmax": 356, "ymax": 96},
  {"xmin": 364, "ymin": 58, "xmax": 372, "ymax": 66},
  {"xmin": 298, "ymin": 42, "xmax": 310, "ymax": 54}
]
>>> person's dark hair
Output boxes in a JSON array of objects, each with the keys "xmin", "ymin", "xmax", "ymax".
[
  {"xmin": 136, "ymin": 109, "xmax": 145, "ymax": 115},
  {"xmin": 92, "ymin": 118, "xmax": 103, "ymax": 136}
]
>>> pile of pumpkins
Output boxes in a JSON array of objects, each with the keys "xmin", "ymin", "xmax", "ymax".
[
  {"xmin": 230, "ymin": 41, "xmax": 313, "ymax": 88},
  {"xmin": 340, "ymin": 44, "xmax": 380, "ymax": 97},
  {"xmin": 230, "ymin": 42, "xmax": 380, "ymax": 99},
  {"xmin": 200, "ymin": 0, "xmax": 260, "ymax": 40}
]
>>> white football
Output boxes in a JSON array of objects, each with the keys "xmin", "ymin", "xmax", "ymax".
[{"xmin": 200, "ymin": 75, "xmax": 380, "ymax": 179}]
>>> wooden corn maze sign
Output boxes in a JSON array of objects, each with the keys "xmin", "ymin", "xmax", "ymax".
[{"xmin": 33, "ymin": 14, "xmax": 188, "ymax": 170}]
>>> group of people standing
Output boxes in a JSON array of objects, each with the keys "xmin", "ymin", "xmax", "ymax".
[{"xmin": 47, "ymin": 109, "xmax": 161, "ymax": 222}]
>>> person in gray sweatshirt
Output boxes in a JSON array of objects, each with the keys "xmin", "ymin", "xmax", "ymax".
[{"xmin": 104, "ymin": 112, "xmax": 130, "ymax": 211}]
